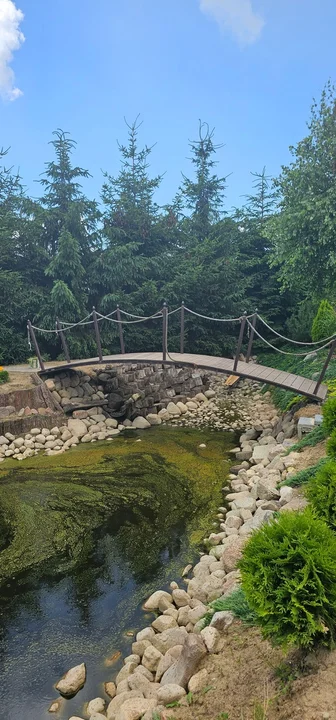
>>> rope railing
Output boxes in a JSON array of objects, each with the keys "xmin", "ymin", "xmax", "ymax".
[
  {"xmin": 246, "ymin": 319, "xmax": 334, "ymax": 357},
  {"xmin": 27, "ymin": 304, "xmax": 336, "ymax": 396},
  {"xmin": 256, "ymin": 313, "xmax": 336, "ymax": 346}
]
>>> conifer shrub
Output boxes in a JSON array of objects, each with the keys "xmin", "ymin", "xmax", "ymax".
[
  {"xmin": 311, "ymin": 300, "xmax": 336, "ymax": 342},
  {"xmin": 239, "ymin": 508, "xmax": 336, "ymax": 649},
  {"xmin": 327, "ymin": 430, "xmax": 336, "ymax": 459},
  {"xmin": 306, "ymin": 460, "xmax": 336, "ymax": 531},
  {"xmin": 322, "ymin": 396, "xmax": 336, "ymax": 434}
]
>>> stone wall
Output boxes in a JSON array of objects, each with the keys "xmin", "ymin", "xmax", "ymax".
[{"xmin": 46, "ymin": 363, "xmax": 210, "ymax": 419}]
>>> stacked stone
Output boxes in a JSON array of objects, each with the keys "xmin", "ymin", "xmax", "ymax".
[{"xmin": 45, "ymin": 372, "xmax": 105, "ymax": 409}]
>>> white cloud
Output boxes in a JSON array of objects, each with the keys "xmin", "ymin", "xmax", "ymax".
[
  {"xmin": 0, "ymin": 0, "xmax": 24, "ymax": 101},
  {"xmin": 199, "ymin": 0, "xmax": 265, "ymax": 46}
]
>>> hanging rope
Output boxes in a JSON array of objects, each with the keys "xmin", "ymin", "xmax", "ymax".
[
  {"xmin": 95, "ymin": 310, "xmax": 163, "ymax": 325},
  {"xmin": 257, "ymin": 314, "xmax": 336, "ymax": 346},
  {"xmin": 184, "ymin": 307, "xmax": 254, "ymax": 323},
  {"xmin": 246, "ymin": 319, "xmax": 334, "ymax": 357}
]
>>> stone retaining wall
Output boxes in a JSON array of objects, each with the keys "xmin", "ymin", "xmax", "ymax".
[{"xmin": 47, "ymin": 364, "xmax": 210, "ymax": 419}]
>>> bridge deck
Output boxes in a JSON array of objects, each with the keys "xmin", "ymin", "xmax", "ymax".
[{"xmin": 39, "ymin": 352, "xmax": 327, "ymax": 402}]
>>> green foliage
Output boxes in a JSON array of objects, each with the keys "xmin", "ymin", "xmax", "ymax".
[
  {"xmin": 311, "ymin": 300, "xmax": 336, "ymax": 342},
  {"xmin": 0, "ymin": 370, "xmax": 9, "ymax": 384},
  {"xmin": 306, "ymin": 460, "xmax": 336, "ymax": 531},
  {"xmin": 281, "ymin": 458, "xmax": 328, "ymax": 487},
  {"xmin": 322, "ymin": 396, "xmax": 336, "ymax": 434},
  {"xmin": 287, "ymin": 425, "xmax": 328, "ymax": 454},
  {"xmin": 327, "ymin": 429, "xmax": 336, "ymax": 458},
  {"xmin": 201, "ymin": 588, "xmax": 257, "ymax": 628},
  {"xmin": 240, "ymin": 508, "xmax": 336, "ymax": 649},
  {"xmin": 267, "ymin": 81, "xmax": 336, "ymax": 299}
]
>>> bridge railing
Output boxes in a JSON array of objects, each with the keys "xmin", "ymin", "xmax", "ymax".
[{"xmin": 27, "ymin": 305, "xmax": 336, "ymax": 397}]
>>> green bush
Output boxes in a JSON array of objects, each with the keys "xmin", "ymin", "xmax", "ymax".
[
  {"xmin": 239, "ymin": 508, "xmax": 336, "ymax": 649},
  {"xmin": 281, "ymin": 458, "xmax": 328, "ymax": 487},
  {"xmin": 287, "ymin": 424, "xmax": 328, "ymax": 454},
  {"xmin": 311, "ymin": 300, "xmax": 336, "ymax": 342},
  {"xmin": 0, "ymin": 370, "xmax": 9, "ymax": 384},
  {"xmin": 322, "ymin": 396, "xmax": 336, "ymax": 434},
  {"xmin": 306, "ymin": 460, "xmax": 336, "ymax": 531},
  {"xmin": 327, "ymin": 429, "xmax": 336, "ymax": 458},
  {"xmin": 201, "ymin": 588, "xmax": 257, "ymax": 628}
]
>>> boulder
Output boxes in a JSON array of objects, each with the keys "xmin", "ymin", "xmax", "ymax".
[
  {"xmin": 105, "ymin": 682, "xmax": 117, "ymax": 699},
  {"xmin": 231, "ymin": 496, "xmax": 256, "ymax": 513},
  {"xmin": 156, "ymin": 684, "xmax": 186, "ymax": 705},
  {"xmin": 132, "ymin": 640, "xmax": 152, "ymax": 657},
  {"xmin": 210, "ymin": 611, "xmax": 234, "ymax": 632},
  {"xmin": 107, "ymin": 691, "xmax": 145, "ymax": 720},
  {"xmin": 136, "ymin": 627, "xmax": 155, "ymax": 642},
  {"xmin": 152, "ymin": 615, "xmax": 177, "ymax": 633},
  {"xmin": 87, "ymin": 698, "xmax": 106, "ymax": 715},
  {"xmin": 151, "ymin": 627, "xmax": 188, "ymax": 654},
  {"xmin": 67, "ymin": 419, "xmax": 87, "ymax": 438},
  {"xmin": 145, "ymin": 414, "xmax": 162, "ymax": 426},
  {"xmin": 142, "ymin": 645, "xmax": 163, "ymax": 672},
  {"xmin": 252, "ymin": 445, "xmax": 271, "ymax": 463},
  {"xmin": 160, "ymin": 634, "xmax": 206, "ymax": 688},
  {"xmin": 143, "ymin": 590, "xmax": 172, "ymax": 611},
  {"xmin": 155, "ymin": 652, "xmax": 175, "ymax": 682},
  {"xmin": 221, "ymin": 537, "xmax": 245, "ymax": 573},
  {"xmin": 255, "ymin": 477, "xmax": 280, "ymax": 501},
  {"xmin": 188, "ymin": 603, "xmax": 207, "ymax": 625},
  {"xmin": 132, "ymin": 417, "xmax": 151, "ymax": 429},
  {"xmin": 172, "ymin": 588, "xmax": 190, "ymax": 608},
  {"xmin": 166, "ymin": 402, "xmax": 181, "ymax": 417},
  {"xmin": 188, "ymin": 668, "xmax": 209, "ymax": 693},
  {"xmin": 200, "ymin": 626, "xmax": 221, "ymax": 653},
  {"xmin": 55, "ymin": 662, "xmax": 86, "ymax": 697},
  {"xmin": 279, "ymin": 485, "xmax": 293, "ymax": 505},
  {"xmin": 115, "ymin": 698, "xmax": 157, "ymax": 720},
  {"xmin": 115, "ymin": 662, "xmax": 138, "ymax": 685}
]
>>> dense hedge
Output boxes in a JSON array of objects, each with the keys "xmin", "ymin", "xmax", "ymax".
[{"xmin": 240, "ymin": 508, "xmax": 336, "ymax": 648}]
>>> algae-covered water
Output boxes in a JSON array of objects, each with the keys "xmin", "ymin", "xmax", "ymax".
[{"xmin": 0, "ymin": 426, "xmax": 233, "ymax": 720}]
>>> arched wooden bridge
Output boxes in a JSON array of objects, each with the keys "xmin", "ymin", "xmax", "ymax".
[{"xmin": 27, "ymin": 305, "xmax": 334, "ymax": 402}]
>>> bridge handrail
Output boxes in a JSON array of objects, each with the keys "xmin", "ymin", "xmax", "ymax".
[
  {"xmin": 246, "ymin": 319, "xmax": 335, "ymax": 357},
  {"xmin": 257, "ymin": 314, "xmax": 336, "ymax": 346}
]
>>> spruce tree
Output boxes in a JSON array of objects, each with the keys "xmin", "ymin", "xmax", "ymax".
[{"xmin": 179, "ymin": 121, "xmax": 227, "ymax": 241}]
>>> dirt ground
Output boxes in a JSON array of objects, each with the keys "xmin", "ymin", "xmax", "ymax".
[
  {"xmin": 0, "ymin": 371, "xmax": 36, "ymax": 394},
  {"xmin": 169, "ymin": 623, "xmax": 336, "ymax": 720}
]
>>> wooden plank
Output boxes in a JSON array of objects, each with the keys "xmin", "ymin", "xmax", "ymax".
[{"xmin": 38, "ymin": 352, "xmax": 328, "ymax": 401}]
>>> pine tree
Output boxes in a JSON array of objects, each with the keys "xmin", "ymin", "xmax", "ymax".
[
  {"xmin": 101, "ymin": 116, "xmax": 163, "ymax": 257},
  {"xmin": 179, "ymin": 121, "xmax": 227, "ymax": 241}
]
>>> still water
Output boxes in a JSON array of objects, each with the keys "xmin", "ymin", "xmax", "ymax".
[{"xmin": 0, "ymin": 427, "xmax": 233, "ymax": 719}]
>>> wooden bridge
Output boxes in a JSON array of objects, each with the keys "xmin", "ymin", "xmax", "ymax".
[{"xmin": 27, "ymin": 305, "xmax": 334, "ymax": 402}]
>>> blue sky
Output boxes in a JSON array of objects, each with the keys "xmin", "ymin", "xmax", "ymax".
[{"xmin": 1, "ymin": 0, "xmax": 336, "ymax": 211}]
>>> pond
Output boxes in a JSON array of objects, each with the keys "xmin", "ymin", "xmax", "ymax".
[{"xmin": 0, "ymin": 426, "xmax": 234, "ymax": 720}]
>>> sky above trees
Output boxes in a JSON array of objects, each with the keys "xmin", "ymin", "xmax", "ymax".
[{"xmin": 0, "ymin": 0, "xmax": 336, "ymax": 209}]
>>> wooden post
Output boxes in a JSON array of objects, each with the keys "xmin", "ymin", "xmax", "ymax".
[
  {"xmin": 92, "ymin": 307, "xmax": 103, "ymax": 362},
  {"xmin": 180, "ymin": 302, "xmax": 185, "ymax": 355},
  {"xmin": 56, "ymin": 318, "xmax": 71, "ymax": 364},
  {"xmin": 162, "ymin": 303, "xmax": 168, "ymax": 362},
  {"xmin": 27, "ymin": 320, "xmax": 45, "ymax": 371},
  {"xmin": 233, "ymin": 313, "xmax": 247, "ymax": 372},
  {"xmin": 246, "ymin": 311, "xmax": 258, "ymax": 364},
  {"xmin": 314, "ymin": 340, "xmax": 336, "ymax": 395},
  {"xmin": 116, "ymin": 305, "xmax": 125, "ymax": 354}
]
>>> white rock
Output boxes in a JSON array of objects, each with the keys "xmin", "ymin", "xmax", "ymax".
[
  {"xmin": 166, "ymin": 402, "xmax": 181, "ymax": 417},
  {"xmin": 132, "ymin": 417, "xmax": 151, "ymax": 429},
  {"xmin": 143, "ymin": 590, "xmax": 172, "ymax": 611},
  {"xmin": 156, "ymin": 684, "xmax": 186, "ymax": 705},
  {"xmin": 55, "ymin": 662, "xmax": 86, "ymax": 697},
  {"xmin": 67, "ymin": 419, "xmax": 87, "ymax": 438},
  {"xmin": 146, "ymin": 414, "xmax": 162, "ymax": 426},
  {"xmin": 87, "ymin": 697, "xmax": 106, "ymax": 715},
  {"xmin": 279, "ymin": 485, "xmax": 293, "ymax": 505}
]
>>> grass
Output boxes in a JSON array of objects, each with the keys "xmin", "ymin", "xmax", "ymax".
[
  {"xmin": 280, "ymin": 458, "xmax": 328, "ymax": 487},
  {"xmin": 286, "ymin": 425, "xmax": 328, "ymax": 454},
  {"xmin": 201, "ymin": 588, "xmax": 258, "ymax": 628}
]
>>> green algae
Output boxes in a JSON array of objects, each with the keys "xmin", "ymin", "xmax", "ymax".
[{"xmin": 0, "ymin": 426, "xmax": 233, "ymax": 587}]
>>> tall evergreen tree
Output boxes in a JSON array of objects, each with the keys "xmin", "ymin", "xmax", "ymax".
[{"xmin": 178, "ymin": 121, "xmax": 227, "ymax": 241}]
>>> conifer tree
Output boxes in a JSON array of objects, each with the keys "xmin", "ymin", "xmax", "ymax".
[{"xmin": 178, "ymin": 121, "xmax": 227, "ymax": 241}]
